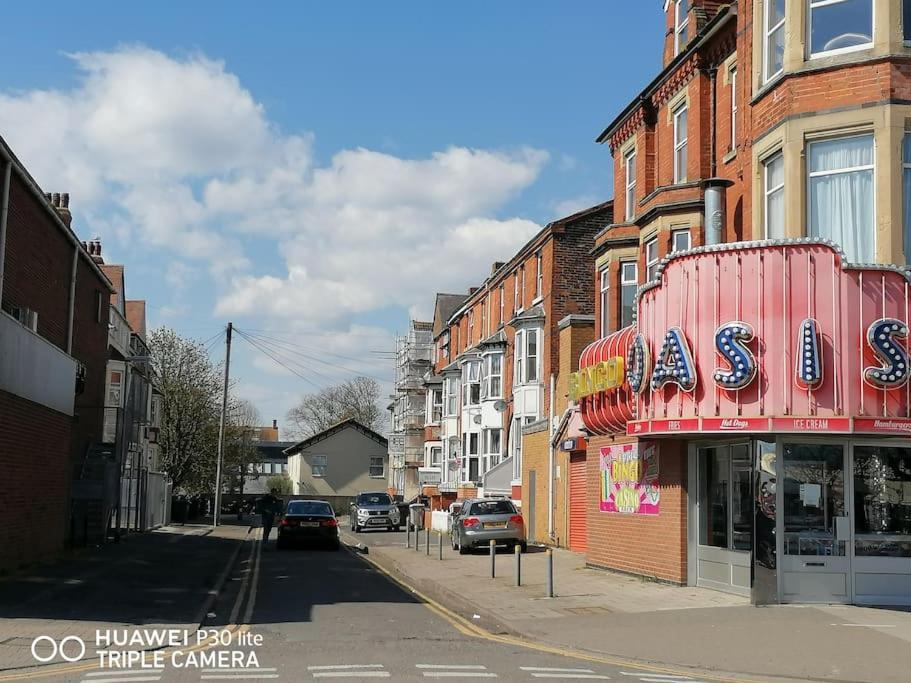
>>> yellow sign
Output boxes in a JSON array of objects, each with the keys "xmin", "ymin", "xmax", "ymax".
[{"xmin": 568, "ymin": 357, "xmax": 625, "ymax": 401}]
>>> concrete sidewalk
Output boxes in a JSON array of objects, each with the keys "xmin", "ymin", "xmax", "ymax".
[
  {"xmin": 0, "ymin": 522, "xmax": 249, "ymax": 672},
  {"xmin": 344, "ymin": 527, "xmax": 911, "ymax": 683}
]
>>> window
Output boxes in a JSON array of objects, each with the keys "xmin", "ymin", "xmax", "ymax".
[
  {"xmin": 281, "ymin": 463, "xmax": 289, "ymax": 474},
  {"xmin": 764, "ymin": 0, "xmax": 785, "ymax": 82},
  {"xmin": 764, "ymin": 152, "xmax": 785, "ymax": 239},
  {"xmin": 486, "ymin": 428, "xmax": 502, "ymax": 457},
  {"xmin": 624, "ymin": 149, "xmax": 637, "ymax": 221},
  {"xmin": 807, "ymin": 134, "xmax": 874, "ymax": 263},
  {"xmin": 673, "ymin": 104, "xmax": 688, "ymax": 183},
  {"xmin": 485, "ymin": 296, "xmax": 491, "ymax": 336},
  {"xmin": 729, "ymin": 66, "xmax": 737, "ymax": 150},
  {"xmin": 445, "ymin": 377, "xmax": 459, "ymax": 416},
  {"xmin": 514, "ymin": 271, "xmax": 521, "ymax": 312},
  {"xmin": 906, "ymin": 0, "xmax": 911, "ymax": 42},
  {"xmin": 463, "ymin": 361, "xmax": 481, "ymax": 406},
  {"xmin": 468, "ymin": 309, "xmax": 475, "ymax": 345},
  {"xmin": 429, "ymin": 446, "xmax": 442, "ymax": 468},
  {"xmin": 498, "ymin": 283, "xmax": 505, "ymax": 325},
  {"xmin": 429, "ymin": 388, "xmax": 443, "ymax": 423},
  {"xmin": 369, "ymin": 456, "xmax": 384, "ymax": 478},
  {"xmin": 904, "ymin": 136, "xmax": 911, "ymax": 263},
  {"xmin": 599, "ymin": 267, "xmax": 610, "ymax": 337},
  {"xmin": 108, "ymin": 370, "xmax": 123, "ymax": 406},
  {"xmin": 645, "ymin": 238, "xmax": 659, "ymax": 280},
  {"xmin": 674, "ymin": 0, "xmax": 689, "ymax": 55},
  {"xmin": 95, "ymin": 291, "xmax": 104, "ymax": 323},
  {"xmin": 671, "ymin": 229, "xmax": 691, "ymax": 253},
  {"xmin": 514, "ymin": 328, "xmax": 539, "ymax": 384},
  {"xmin": 809, "ymin": 0, "xmax": 873, "ymax": 58},
  {"xmin": 312, "ymin": 455, "xmax": 327, "ymax": 477},
  {"xmin": 535, "ymin": 250, "xmax": 543, "ymax": 300},
  {"xmin": 486, "ymin": 353, "xmax": 502, "ymax": 398},
  {"xmin": 520, "ymin": 265, "xmax": 526, "ymax": 309},
  {"xmin": 512, "ymin": 417, "xmax": 523, "ymax": 476},
  {"xmin": 620, "ymin": 262, "xmax": 638, "ymax": 329},
  {"xmin": 515, "ymin": 329, "xmax": 524, "ymax": 385},
  {"xmin": 468, "ymin": 432, "xmax": 479, "ymax": 455}
]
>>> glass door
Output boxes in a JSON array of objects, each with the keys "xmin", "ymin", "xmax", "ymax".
[{"xmin": 779, "ymin": 443, "xmax": 851, "ymax": 603}]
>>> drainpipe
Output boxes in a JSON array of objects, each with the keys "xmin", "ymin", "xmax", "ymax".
[
  {"xmin": 547, "ymin": 373, "xmax": 555, "ymax": 538},
  {"xmin": 0, "ymin": 161, "xmax": 11, "ymax": 303},
  {"xmin": 66, "ymin": 245, "xmax": 78, "ymax": 354}
]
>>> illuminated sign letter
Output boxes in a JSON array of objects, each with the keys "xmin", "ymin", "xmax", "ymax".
[
  {"xmin": 650, "ymin": 327, "xmax": 696, "ymax": 392},
  {"xmin": 627, "ymin": 333, "xmax": 650, "ymax": 394},
  {"xmin": 796, "ymin": 318, "xmax": 823, "ymax": 389},
  {"xmin": 864, "ymin": 318, "xmax": 910, "ymax": 389},
  {"xmin": 712, "ymin": 321, "xmax": 756, "ymax": 390}
]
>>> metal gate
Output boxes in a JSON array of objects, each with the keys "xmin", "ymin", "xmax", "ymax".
[{"xmin": 569, "ymin": 452, "xmax": 588, "ymax": 552}]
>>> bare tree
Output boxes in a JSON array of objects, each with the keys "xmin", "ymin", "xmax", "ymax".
[
  {"xmin": 223, "ymin": 399, "xmax": 263, "ymax": 495},
  {"xmin": 287, "ymin": 376, "xmax": 386, "ymax": 438},
  {"xmin": 149, "ymin": 328, "xmax": 222, "ymax": 493}
]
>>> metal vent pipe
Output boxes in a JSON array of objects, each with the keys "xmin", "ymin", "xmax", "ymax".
[{"xmin": 702, "ymin": 178, "xmax": 734, "ymax": 246}]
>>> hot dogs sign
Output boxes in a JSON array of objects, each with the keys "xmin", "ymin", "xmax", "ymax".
[{"xmin": 576, "ymin": 240, "xmax": 911, "ymax": 436}]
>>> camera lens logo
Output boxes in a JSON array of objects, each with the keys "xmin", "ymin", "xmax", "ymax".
[{"xmin": 31, "ymin": 635, "xmax": 86, "ymax": 663}]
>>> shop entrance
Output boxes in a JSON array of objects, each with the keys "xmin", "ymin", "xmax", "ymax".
[{"xmin": 690, "ymin": 444, "xmax": 752, "ymax": 596}]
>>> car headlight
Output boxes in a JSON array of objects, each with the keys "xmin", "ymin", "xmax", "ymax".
[
  {"xmin": 358, "ymin": 510, "xmax": 369, "ymax": 518},
  {"xmin": 389, "ymin": 509, "xmax": 399, "ymax": 521}
]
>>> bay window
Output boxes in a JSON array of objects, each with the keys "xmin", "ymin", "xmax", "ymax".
[
  {"xmin": 429, "ymin": 446, "xmax": 442, "ymax": 468},
  {"xmin": 620, "ymin": 262, "xmax": 638, "ymax": 329},
  {"xmin": 807, "ymin": 134, "xmax": 874, "ymax": 263},
  {"xmin": 809, "ymin": 0, "xmax": 873, "ymax": 58},
  {"xmin": 463, "ymin": 361, "xmax": 481, "ymax": 406},
  {"xmin": 514, "ymin": 328, "xmax": 540, "ymax": 384},
  {"xmin": 764, "ymin": 151, "xmax": 785, "ymax": 239},
  {"xmin": 486, "ymin": 353, "xmax": 502, "ymax": 398},
  {"xmin": 599, "ymin": 266, "xmax": 610, "ymax": 337},
  {"xmin": 671, "ymin": 229, "xmax": 691, "ymax": 253},
  {"xmin": 674, "ymin": 0, "xmax": 689, "ymax": 55},
  {"xmin": 624, "ymin": 149, "xmax": 636, "ymax": 221},
  {"xmin": 445, "ymin": 376, "xmax": 459, "ymax": 416},
  {"xmin": 645, "ymin": 237, "xmax": 659, "ymax": 280},
  {"xmin": 673, "ymin": 104, "xmax": 688, "ymax": 183},
  {"xmin": 428, "ymin": 388, "xmax": 443, "ymax": 424},
  {"xmin": 485, "ymin": 428, "xmax": 502, "ymax": 467},
  {"xmin": 764, "ymin": 0, "xmax": 785, "ymax": 82}
]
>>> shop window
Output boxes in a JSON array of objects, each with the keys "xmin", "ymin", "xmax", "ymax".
[
  {"xmin": 764, "ymin": 0, "xmax": 786, "ymax": 82},
  {"xmin": 369, "ymin": 456, "xmax": 384, "ymax": 478},
  {"xmin": 674, "ymin": 0, "xmax": 689, "ymax": 55},
  {"xmin": 904, "ymin": 135, "xmax": 911, "ymax": 264},
  {"xmin": 698, "ymin": 445, "xmax": 752, "ymax": 551},
  {"xmin": 485, "ymin": 353, "xmax": 502, "ymax": 398},
  {"xmin": 645, "ymin": 237, "xmax": 659, "ymax": 280},
  {"xmin": 673, "ymin": 104, "xmax": 688, "ymax": 183},
  {"xmin": 620, "ymin": 262, "xmax": 638, "ymax": 329},
  {"xmin": 599, "ymin": 266, "xmax": 611, "ymax": 337},
  {"xmin": 671, "ymin": 229, "xmax": 691, "ymax": 253},
  {"xmin": 312, "ymin": 455, "xmax": 327, "ymax": 477},
  {"xmin": 807, "ymin": 134, "xmax": 874, "ymax": 263},
  {"xmin": 764, "ymin": 152, "xmax": 785, "ymax": 239},
  {"xmin": 625, "ymin": 149, "xmax": 637, "ymax": 221},
  {"xmin": 462, "ymin": 361, "xmax": 481, "ymax": 406},
  {"xmin": 853, "ymin": 446, "xmax": 911, "ymax": 557},
  {"xmin": 808, "ymin": 0, "xmax": 873, "ymax": 58}
]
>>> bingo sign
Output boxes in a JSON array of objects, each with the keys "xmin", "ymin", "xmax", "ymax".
[{"xmin": 599, "ymin": 442, "xmax": 660, "ymax": 515}]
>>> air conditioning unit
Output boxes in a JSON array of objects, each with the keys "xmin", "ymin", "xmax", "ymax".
[{"xmin": 11, "ymin": 306, "xmax": 38, "ymax": 332}]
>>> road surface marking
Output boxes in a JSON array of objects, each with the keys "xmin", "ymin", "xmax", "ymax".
[
  {"xmin": 620, "ymin": 674, "xmax": 691, "ymax": 679},
  {"xmin": 530, "ymin": 675, "xmax": 610, "ymax": 680},
  {"xmin": 228, "ymin": 531, "xmax": 259, "ymax": 624},
  {"xmin": 202, "ymin": 668, "xmax": 277, "ymax": 673},
  {"xmin": 831, "ymin": 623, "xmax": 896, "ymax": 627},
  {"xmin": 521, "ymin": 668, "xmax": 596, "ymax": 674},
  {"xmin": 79, "ymin": 678, "xmax": 161, "ymax": 683},
  {"xmin": 420, "ymin": 675, "xmax": 497, "ymax": 679},
  {"xmin": 311, "ymin": 674, "xmax": 390, "ymax": 679},
  {"xmin": 201, "ymin": 676, "xmax": 279, "ymax": 680},
  {"xmin": 307, "ymin": 665, "xmax": 384, "ymax": 670},
  {"xmin": 417, "ymin": 665, "xmax": 489, "ymax": 670},
  {"xmin": 85, "ymin": 671, "xmax": 164, "ymax": 677}
]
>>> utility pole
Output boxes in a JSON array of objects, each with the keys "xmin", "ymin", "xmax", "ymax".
[{"xmin": 213, "ymin": 322, "xmax": 233, "ymax": 527}]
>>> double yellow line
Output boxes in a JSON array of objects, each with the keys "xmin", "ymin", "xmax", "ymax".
[{"xmin": 0, "ymin": 530, "xmax": 261, "ymax": 682}]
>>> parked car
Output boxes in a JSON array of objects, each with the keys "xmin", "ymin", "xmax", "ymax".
[
  {"xmin": 276, "ymin": 500, "xmax": 340, "ymax": 551},
  {"xmin": 349, "ymin": 492, "xmax": 401, "ymax": 532},
  {"xmin": 447, "ymin": 499, "xmax": 465, "ymax": 536},
  {"xmin": 450, "ymin": 498, "xmax": 526, "ymax": 554}
]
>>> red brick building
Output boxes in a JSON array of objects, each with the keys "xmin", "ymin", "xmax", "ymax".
[
  {"xmin": 577, "ymin": 0, "xmax": 911, "ymax": 605},
  {"xmin": 0, "ymin": 136, "xmax": 113, "ymax": 571}
]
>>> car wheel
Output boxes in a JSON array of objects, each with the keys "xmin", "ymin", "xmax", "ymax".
[
  {"xmin": 394, "ymin": 524, "xmax": 401, "ymax": 532},
  {"xmin": 520, "ymin": 541, "xmax": 528, "ymax": 553},
  {"xmin": 457, "ymin": 536, "xmax": 469, "ymax": 555},
  {"xmin": 354, "ymin": 524, "xmax": 361, "ymax": 533}
]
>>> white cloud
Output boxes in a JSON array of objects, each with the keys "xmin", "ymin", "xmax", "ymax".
[{"xmin": 552, "ymin": 195, "xmax": 600, "ymax": 219}]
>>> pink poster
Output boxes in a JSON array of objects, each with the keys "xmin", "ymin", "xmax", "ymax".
[{"xmin": 599, "ymin": 441, "xmax": 660, "ymax": 515}]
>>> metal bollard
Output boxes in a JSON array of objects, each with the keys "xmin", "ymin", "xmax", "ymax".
[
  {"xmin": 406, "ymin": 523, "xmax": 411, "ymax": 548},
  {"xmin": 490, "ymin": 539, "xmax": 496, "ymax": 578},
  {"xmin": 415, "ymin": 523, "xmax": 420, "ymax": 552},
  {"xmin": 438, "ymin": 531, "xmax": 443, "ymax": 560},
  {"xmin": 545, "ymin": 548, "xmax": 554, "ymax": 598},
  {"xmin": 425, "ymin": 526, "xmax": 431, "ymax": 555},
  {"xmin": 514, "ymin": 543, "xmax": 522, "ymax": 586}
]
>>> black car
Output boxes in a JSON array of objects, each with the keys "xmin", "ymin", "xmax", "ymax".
[{"xmin": 276, "ymin": 500, "xmax": 340, "ymax": 550}]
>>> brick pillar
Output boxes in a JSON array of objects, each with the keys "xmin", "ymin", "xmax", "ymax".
[{"xmin": 556, "ymin": 315, "xmax": 596, "ymax": 410}]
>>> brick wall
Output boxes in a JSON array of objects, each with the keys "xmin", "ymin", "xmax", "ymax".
[
  {"xmin": 521, "ymin": 426, "xmax": 549, "ymax": 543},
  {"xmin": 0, "ymin": 390, "xmax": 73, "ymax": 572},
  {"xmin": 585, "ymin": 436, "xmax": 688, "ymax": 584}
]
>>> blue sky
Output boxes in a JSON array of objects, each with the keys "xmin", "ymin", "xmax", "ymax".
[{"xmin": 0, "ymin": 2, "xmax": 664, "ymax": 432}]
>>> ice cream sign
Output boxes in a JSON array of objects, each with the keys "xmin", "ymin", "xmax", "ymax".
[{"xmin": 578, "ymin": 240, "xmax": 911, "ymax": 436}]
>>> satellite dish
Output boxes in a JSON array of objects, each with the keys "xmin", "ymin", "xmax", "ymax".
[
  {"xmin": 472, "ymin": 414, "xmax": 483, "ymax": 425},
  {"xmin": 493, "ymin": 399, "xmax": 508, "ymax": 413}
]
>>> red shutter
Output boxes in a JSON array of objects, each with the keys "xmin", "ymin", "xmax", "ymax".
[{"xmin": 568, "ymin": 453, "xmax": 588, "ymax": 552}]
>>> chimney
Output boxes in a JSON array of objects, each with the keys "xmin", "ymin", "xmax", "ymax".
[
  {"xmin": 701, "ymin": 178, "xmax": 734, "ymax": 246},
  {"xmin": 272, "ymin": 419, "xmax": 278, "ymax": 430},
  {"xmin": 47, "ymin": 192, "xmax": 73, "ymax": 228},
  {"xmin": 490, "ymin": 261, "xmax": 505, "ymax": 276},
  {"xmin": 87, "ymin": 238, "xmax": 104, "ymax": 265},
  {"xmin": 468, "ymin": 287, "xmax": 479, "ymax": 296}
]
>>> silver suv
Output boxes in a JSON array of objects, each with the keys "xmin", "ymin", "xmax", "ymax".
[
  {"xmin": 349, "ymin": 492, "xmax": 400, "ymax": 532},
  {"xmin": 451, "ymin": 498, "xmax": 526, "ymax": 554}
]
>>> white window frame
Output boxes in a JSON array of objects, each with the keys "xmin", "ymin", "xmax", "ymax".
[
  {"xmin": 463, "ymin": 360, "xmax": 482, "ymax": 407},
  {"xmin": 525, "ymin": 328, "xmax": 539, "ymax": 383},
  {"xmin": 486, "ymin": 352, "xmax": 503, "ymax": 398},
  {"xmin": 624, "ymin": 149, "xmax": 637, "ymax": 221},
  {"xmin": 514, "ymin": 329, "xmax": 525, "ymax": 385},
  {"xmin": 620, "ymin": 262, "xmax": 638, "ymax": 329},
  {"xmin": 599, "ymin": 266, "xmax": 611, "ymax": 338},
  {"xmin": 763, "ymin": 151, "xmax": 785, "ymax": 239},
  {"xmin": 514, "ymin": 271, "xmax": 521, "ymax": 313},
  {"xmin": 445, "ymin": 377, "xmax": 459, "ymax": 416},
  {"xmin": 512, "ymin": 416, "xmax": 523, "ymax": 480},
  {"xmin": 499, "ymin": 283, "xmax": 505, "ymax": 325},
  {"xmin": 429, "ymin": 388, "xmax": 443, "ymax": 424},
  {"xmin": 673, "ymin": 104, "xmax": 688, "ymax": 183},
  {"xmin": 107, "ymin": 369, "xmax": 124, "ymax": 407},
  {"xmin": 369, "ymin": 456, "xmax": 385, "ymax": 478},
  {"xmin": 312, "ymin": 455, "xmax": 328, "ymax": 478},
  {"xmin": 764, "ymin": 0, "xmax": 786, "ymax": 82},
  {"xmin": 535, "ymin": 250, "xmax": 543, "ymax": 301},
  {"xmin": 671, "ymin": 229, "xmax": 691, "ymax": 253},
  {"xmin": 429, "ymin": 446, "xmax": 442, "ymax": 468},
  {"xmin": 645, "ymin": 237, "xmax": 659, "ymax": 280},
  {"xmin": 468, "ymin": 309, "xmax": 475, "ymax": 345},
  {"xmin": 808, "ymin": 0, "xmax": 874, "ymax": 60},
  {"xmin": 674, "ymin": 0, "xmax": 689, "ymax": 55},
  {"xmin": 520, "ymin": 265, "xmax": 526, "ymax": 310},
  {"xmin": 729, "ymin": 65, "xmax": 737, "ymax": 151}
]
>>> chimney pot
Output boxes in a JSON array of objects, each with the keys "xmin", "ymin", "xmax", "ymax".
[
  {"xmin": 272, "ymin": 419, "xmax": 278, "ymax": 430},
  {"xmin": 61, "ymin": 193, "xmax": 69, "ymax": 208},
  {"xmin": 51, "ymin": 192, "xmax": 60, "ymax": 206}
]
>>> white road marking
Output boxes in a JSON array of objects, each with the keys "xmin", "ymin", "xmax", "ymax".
[
  {"xmin": 530, "ymin": 675, "xmax": 610, "ymax": 680},
  {"xmin": 417, "ymin": 665, "xmax": 489, "ymax": 669},
  {"xmin": 421, "ymin": 674, "xmax": 497, "ymax": 679},
  {"xmin": 620, "ymin": 675, "xmax": 692, "ymax": 681},
  {"xmin": 521, "ymin": 668, "xmax": 595, "ymax": 673},
  {"xmin": 85, "ymin": 672, "xmax": 164, "ymax": 677},
  {"xmin": 831, "ymin": 623, "xmax": 896, "ymax": 627},
  {"xmin": 201, "ymin": 668, "xmax": 278, "ymax": 673},
  {"xmin": 311, "ymin": 674, "xmax": 390, "ymax": 679},
  {"xmin": 80, "ymin": 678, "xmax": 161, "ymax": 683},
  {"xmin": 201, "ymin": 676, "xmax": 279, "ymax": 680},
  {"xmin": 308, "ymin": 665, "xmax": 385, "ymax": 670}
]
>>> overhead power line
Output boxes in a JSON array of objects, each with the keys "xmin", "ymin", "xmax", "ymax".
[{"xmin": 233, "ymin": 329, "xmax": 324, "ymax": 391}]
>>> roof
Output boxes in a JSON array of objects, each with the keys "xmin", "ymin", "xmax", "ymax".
[
  {"xmin": 256, "ymin": 441, "xmax": 296, "ymax": 459},
  {"xmin": 100, "ymin": 264, "xmax": 125, "ymax": 310},
  {"xmin": 433, "ymin": 293, "xmax": 468, "ymax": 338},
  {"xmin": 510, "ymin": 304, "xmax": 546, "ymax": 325},
  {"xmin": 125, "ymin": 301, "xmax": 147, "ymax": 340},
  {"xmin": 283, "ymin": 418, "xmax": 388, "ymax": 455},
  {"xmin": 479, "ymin": 329, "xmax": 507, "ymax": 347}
]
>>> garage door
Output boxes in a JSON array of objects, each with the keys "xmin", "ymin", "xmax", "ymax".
[{"xmin": 568, "ymin": 452, "xmax": 587, "ymax": 552}]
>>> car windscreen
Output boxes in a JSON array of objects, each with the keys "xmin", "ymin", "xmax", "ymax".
[
  {"xmin": 468, "ymin": 500, "xmax": 516, "ymax": 516},
  {"xmin": 286, "ymin": 501, "xmax": 333, "ymax": 516},
  {"xmin": 357, "ymin": 494, "xmax": 392, "ymax": 506}
]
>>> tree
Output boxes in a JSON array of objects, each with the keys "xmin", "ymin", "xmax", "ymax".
[
  {"xmin": 223, "ymin": 399, "xmax": 263, "ymax": 495},
  {"xmin": 266, "ymin": 474, "xmax": 293, "ymax": 496},
  {"xmin": 150, "ymin": 328, "xmax": 222, "ymax": 493},
  {"xmin": 287, "ymin": 376, "xmax": 386, "ymax": 438}
]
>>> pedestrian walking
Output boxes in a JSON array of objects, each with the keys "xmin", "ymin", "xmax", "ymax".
[{"xmin": 255, "ymin": 488, "xmax": 284, "ymax": 544}]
